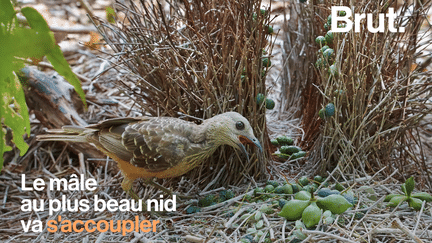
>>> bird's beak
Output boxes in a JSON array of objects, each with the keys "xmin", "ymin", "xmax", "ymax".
[{"xmin": 238, "ymin": 135, "xmax": 263, "ymax": 159}]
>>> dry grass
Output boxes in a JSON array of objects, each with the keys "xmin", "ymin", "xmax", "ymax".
[
  {"xmin": 92, "ymin": 0, "xmax": 275, "ymax": 188},
  {"xmin": 283, "ymin": 0, "xmax": 432, "ymax": 188}
]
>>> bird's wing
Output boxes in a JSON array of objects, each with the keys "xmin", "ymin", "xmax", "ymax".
[{"xmin": 97, "ymin": 117, "xmax": 204, "ymax": 172}]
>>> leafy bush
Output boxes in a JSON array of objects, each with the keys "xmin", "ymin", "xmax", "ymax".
[{"xmin": 0, "ymin": 0, "xmax": 85, "ymax": 170}]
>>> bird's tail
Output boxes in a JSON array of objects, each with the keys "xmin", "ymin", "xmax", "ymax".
[{"xmin": 36, "ymin": 126, "xmax": 96, "ymax": 143}]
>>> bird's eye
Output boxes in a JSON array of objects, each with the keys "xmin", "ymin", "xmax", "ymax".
[{"xmin": 236, "ymin": 121, "xmax": 245, "ymax": 130}]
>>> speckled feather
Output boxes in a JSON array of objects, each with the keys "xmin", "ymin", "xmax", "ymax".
[{"xmin": 36, "ymin": 112, "xmax": 261, "ymax": 186}]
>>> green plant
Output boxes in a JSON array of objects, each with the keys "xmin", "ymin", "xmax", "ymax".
[
  {"xmin": 0, "ymin": 0, "xmax": 86, "ymax": 171},
  {"xmin": 385, "ymin": 177, "xmax": 432, "ymax": 211}
]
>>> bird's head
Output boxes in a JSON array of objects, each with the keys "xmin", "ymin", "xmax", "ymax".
[{"xmin": 205, "ymin": 112, "xmax": 262, "ymax": 159}]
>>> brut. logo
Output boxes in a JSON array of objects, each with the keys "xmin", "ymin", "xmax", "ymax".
[{"xmin": 331, "ymin": 6, "xmax": 405, "ymax": 33}]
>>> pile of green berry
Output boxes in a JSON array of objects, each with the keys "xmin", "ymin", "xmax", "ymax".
[
  {"xmin": 318, "ymin": 102, "xmax": 335, "ymax": 119},
  {"xmin": 256, "ymin": 93, "xmax": 275, "ymax": 110},
  {"xmin": 186, "ymin": 190, "xmax": 235, "ymax": 214},
  {"xmin": 271, "ymin": 135, "xmax": 306, "ymax": 161}
]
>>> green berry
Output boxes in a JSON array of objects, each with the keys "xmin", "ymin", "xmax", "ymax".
[
  {"xmin": 264, "ymin": 185, "xmax": 275, "ymax": 192},
  {"xmin": 324, "ymin": 23, "xmax": 330, "ymax": 31},
  {"xmin": 315, "ymin": 36, "xmax": 326, "ymax": 46},
  {"xmin": 318, "ymin": 45, "xmax": 330, "ymax": 54},
  {"xmin": 186, "ymin": 206, "xmax": 201, "ymax": 214},
  {"xmin": 262, "ymin": 57, "xmax": 271, "ymax": 67},
  {"xmin": 327, "ymin": 14, "xmax": 332, "ymax": 25},
  {"xmin": 325, "ymin": 103, "xmax": 335, "ymax": 117},
  {"xmin": 256, "ymin": 93, "xmax": 265, "ymax": 105},
  {"xmin": 267, "ymin": 180, "xmax": 279, "ymax": 187},
  {"xmin": 266, "ymin": 25, "xmax": 274, "ymax": 35},
  {"xmin": 298, "ymin": 176, "xmax": 309, "ymax": 186},
  {"xmin": 270, "ymin": 139, "xmax": 279, "ymax": 146},
  {"xmin": 276, "ymin": 136, "xmax": 294, "ymax": 146},
  {"xmin": 323, "ymin": 48, "xmax": 334, "ymax": 60},
  {"xmin": 339, "ymin": 11, "xmax": 346, "ymax": 16},
  {"xmin": 265, "ymin": 98, "xmax": 275, "ymax": 109},
  {"xmin": 325, "ymin": 31, "xmax": 334, "ymax": 44},
  {"xmin": 291, "ymin": 151, "xmax": 306, "ymax": 160}
]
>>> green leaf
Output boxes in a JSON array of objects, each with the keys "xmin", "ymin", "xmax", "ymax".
[
  {"xmin": 1, "ymin": 74, "xmax": 30, "ymax": 156},
  {"xmin": 21, "ymin": 7, "xmax": 51, "ymax": 32},
  {"xmin": 46, "ymin": 46, "xmax": 87, "ymax": 108},
  {"xmin": 412, "ymin": 192, "xmax": 432, "ymax": 202},
  {"xmin": 10, "ymin": 28, "xmax": 56, "ymax": 59},
  {"xmin": 0, "ymin": 126, "xmax": 4, "ymax": 170},
  {"xmin": 0, "ymin": 0, "xmax": 16, "ymax": 25},
  {"xmin": 105, "ymin": 6, "xmax": 116, "ymax": 24},
  {"xmin": 388, "ymin": 195, "xmax": 408, "ymax": 207},
  {"xmin": 405, "ymin": 176, "xmax": 415, "ymax": 197},
  {"xmin": 384, "ymin": 194, "xmax": 403, "ymax": 202},
  {"xmin": 407, "ymin": 197, "xmax": 423, "ymax": 211}
]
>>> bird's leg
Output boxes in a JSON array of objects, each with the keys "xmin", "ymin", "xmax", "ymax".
[
  {"xmin": 121, "ymin": 177, "xmax": 162, "ymax": 217},
  {"xmin": 121, "ymin": 177, "xmax": 140, "ymax": 201}
]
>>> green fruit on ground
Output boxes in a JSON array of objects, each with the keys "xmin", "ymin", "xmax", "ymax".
[
  {"xmin": 276, "ymin": 136, "xmax": 294, "ymax": 146},
  {"xmin": 318, "ymin": 108, "xmax": 326, "ymax": 119},
  {"xmin": 334, "ymin": 183, "xmax": 345, "ymax": 192},
  {"xmin": 199, "ymin": 195, "xmax": 216, "ymax": 207},
  {"xmin": 274, "ymin": 185, "xmax": 285, "ymax": 194},
  {"xmin": 264, "ymin": 185, "xmax": 274, "ymax": 192},
  {"xmin": 412, "ymin": 192, "xmax": 432, "ymax": 202},
  {"xmin": 325, "ymin": 103, "xmax": 335, "ymax": 117},
  {"xmin": 280, "ymin": 145, "xmax": 301, "ymax": 155},
  {"xmin": 342, "ymin": 191, "xmax": 355, "ymax": 205},
  {"xmin": 291, "ymin": 151, "xmax": 306, "ymax": 160},
  {"xmin": 265, "ymin": 98, "xmax": 275, "ymax": 109},
  {"xmin": 282, "ymin": 184, "xmax": 293, "ymax": 194},
  {"xmin": 279, "ymin": 199, "xmax": 311, "ymax": 221},
  {"xmin": 243, "ymin": 194, "xmax": 252, "ymax": 201},
  {"xmin": 302, "ymin": 202, "xmax": 322, "ymax": 228},
  {"xmin": 291, "ymin": 184, "xmax": 302, "ymax": 193},
  {"xmin": 273, "ymin": 153, "xmax": 290, "ymax": 161},
  {"xmin": 314, "ymin": 175, "xmax": 324, "ymax": 183},
  {"xmin": 315, "ymin": 36, "xmax": 326, "ymax": 46},
  {"xmin": 262, "ymin": 57, "xmax": 271, "ymax": 67},
  {"xmin": 323, "ymin": 48, "xmax": 334, "ymax": 60},
  {"xmin": 279, "ymin": 199, "xmax": 288, "ymax": 208},
  {"xmin": 295, "ymin": 190, "xmax": 311, "ymax": 201},
  {"xmin": 267, "ymin": 180, "xmax": 279, "ymax": 187},
  {"xmin": 298, "ymin": 176, "xmax": 309, "ymax": 186},
  {"xmin": 317, "ymin": 188, "xmax": 332, "ymax": 197},
  {"xmin": 270, "ymin": 139, "xmax": 279, "ymax": 146},
  {"xmin": 254, "ymin": 187, "xmax": 264, "ymax": 195},
  {"xmin": 302, "ymin": 185, "xmax": 315, "ymax": 193},
  {"xmin": 316, "ymin": 194, "xmax": 353, "ymax": 214},
  {"xmin": 186, "ymin": 206, "xmax": 201, "ymax": 214},
  {"xmin": 325, "ymin": 31, "xmax": 334, "ymax": 44},
  {"xmin": 256, "ymin": 93, "xmax": 265, "ymax": 105}
]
